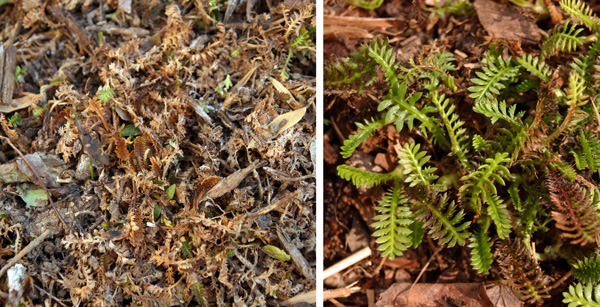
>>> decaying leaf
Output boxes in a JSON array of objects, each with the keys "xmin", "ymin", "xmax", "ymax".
[
  {"xmin": 201, "ymin": 161, "xmax": 267, "ymax": 201},
  {"xmin": 0, "ymin": 94, "xmax": 44, "ymax": 113},
  {"xmin": 17, "ymin": 186, "xmax": 49, "ymax": 207},
  {"xmin": 0, "ymin": 162, "xmax": 30, "ymax": 183},
  {"xmin": 474, "ymin": 0, "xmax": 541, "ymax": 44},
  {"xmin": 265, "ymin": 107, "xmax": 307, "ymax": 138},
  {"xmin": 16, "ymin": 153, "xmax": 67, "ymax": 188},
  {"xmin": 268, "ymin": 76, "xmax": 297, "ymax": 102}
]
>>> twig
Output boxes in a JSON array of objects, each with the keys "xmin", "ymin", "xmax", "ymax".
[
  {"xmin": 277, "ymin": 225, "xmax": 314, "ymax": 280},
  {"xmin": 33, "ymin": 284, "xmax": 68, "ymax": 307},
  {"xmin": 0, "ymin": 137, "xmax": 70, "ymax": 232},
  {"xmin": 549, "ymin": 270, "xmax": 573, "ymax": 291},
  {"xmin": 410, "ymin": 245, "xmax": 443, "ymax": 291},
  {"xmin": 324, "ymin": 285, "xmax": 362, "ymax": 301},
  {"xmin": 280, "ymin": 290, "xmax": 316, "ymax": 305},
  {"xmin": 0, "ymin": 229, "xmax": 52, "ymax": 278},
  {"xmin": 323, "ymin": 246, "xmax": 372, "ymax": 280}
]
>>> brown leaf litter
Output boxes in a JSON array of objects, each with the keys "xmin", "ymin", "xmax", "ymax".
[{"xmin": 0, "ymin": 0, "xmax": 315, "ymax": 306}]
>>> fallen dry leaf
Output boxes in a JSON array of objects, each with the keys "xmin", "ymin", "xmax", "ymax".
[
  {"xmin": 474, "ymin": 0, "xmax": 542, "ymax": 44},
  {"xmin": 375, "ymin": 283, "xmax": 495, "ymax": 307}
]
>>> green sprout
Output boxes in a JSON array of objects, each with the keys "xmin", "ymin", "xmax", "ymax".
[
  {"xmin": 8, "ymin": 113, "xmax": 21, "ymax": 127},
  {"xmin": 14, "ymin": 66, "xmax": 27, "ymax": 82},
  {"xmin": 98, "ymin": 85, "xmax": 115, "ymax": 103},
  {"xmin": 223, "ymin": 75, "xmax": 232, "ymax": 90}
]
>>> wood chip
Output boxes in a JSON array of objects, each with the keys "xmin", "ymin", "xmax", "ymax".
[
  {"xmin": 201, "ymin": 161, "xmax": 267, "ymax": 201},
  {"xmin": 277, "ymin": 225, "xmax": 314, "ymax": 280},
  {"xmin": 474, "ymin": 0, "xmax": 541, "ymax": 44},
  {"xmin": 47, "ymin": 5, "xmax": 94, "ymax": 55},
  {"xmin": 0, "ymin": 43, "xmax": 16, "ymax": 107}
]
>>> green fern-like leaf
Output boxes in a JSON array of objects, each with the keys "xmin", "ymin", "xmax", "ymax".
[
  {"xmin": 408, "ymin": 218, "xmax": 425, "ymax": 248},
  {"xmin": 473, "ymin": 99, "xmax": 524, "ymax": 125},
  {"xmin": 468, "ymin": 55, "xmax": 520, "ymax": 103},
  {"xmin": 571, "ymin": 150, "xmax": 587, "ymax": 170},
  {"xmin": 469, "ymin": 227, "xmax": 493, "ymax": 274},
  {"xmin": 337, "ymin": 164, "xmax": 396, "ymax": 188},
  {"xmin": 563, "ymin": 282, "xmax": 600, "ymax": 307},
  {"xmin": 560, "ymin": 0, "xmax": 600, "ymax": 33},
  {"xmin": 579, "ymin": 130, "xmax": 600, "ymax": 171},
  {"xmin": 400, "ymin": 52, "xmax": 457, "ymax": 92},
  {"xmin": 484, "ymin": 190, "xmax": 512, "ymax": 239},
  {"xmin": 460, "ymin": 152, "xmax": 513, "ymax": 213},
  {"xmin": 366, "ymin": 38, "xmax": 399, "ymax": 86},
  {"xmin": 541, "ymin": 20, "xmax": 584, "ymax": 60},
  {"xmin": 397, "ymin": 142, "xmax": 439, "ymax": 188},
  {"xmin": 431, "ymin": 93, "xmax": 471, "ymax": 170},
  {"xmin": 567, "ymin": 70, "xmax": 586, "ymax": 106},
  {"xmin": 371, "ymin": 183, "xmax": 414, "ymax": 259},
  {"xmin": 572, "ymin": 255, "xmax": 600, "ymax": 284},
  {"xmin": 418, "ymin": 195, "xmax": 471, "ymax": 247},
  {"xmin": 550, "ymin": 160, "xmax": 578, "ymax": 181},
  {"xmin": 472, "ymin": 134, "xmax": 489, "ymax": 152},
  {"xmin": 324, "ymin": 44, "xmax": 377, "ymax": 96},
  {"xmin": 340, "ymin": 118, "xmax": 385, "ymax": 158},
  {"xmin": 379, "ymin": 82, "xmax": 449, "ymax": 148},
  {"xmin": 516, "ymin": 79, "xmax": 541, "ymax": 93},
  {"xmin": 516, "ymin": 54, "xmax": 552, "ymax": 82}
]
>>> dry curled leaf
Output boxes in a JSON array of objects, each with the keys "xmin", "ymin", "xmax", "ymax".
[{"xmin": 265, "ymin": 107, "xmax": 307, "ymax": 138}]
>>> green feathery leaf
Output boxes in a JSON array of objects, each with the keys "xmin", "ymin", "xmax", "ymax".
[
  {"xmin": 472, "ymin": 134, "xmax": 489, "ymax": 152},
  {"xmin": 473, "ymin": 99, "xmax": 524, "ymax": 125},
  {"xmin": 419, "ymin": 195, "xmax": 471, "ymax": 247},
  {"xmin": 380, "ymin": 82, "xmax": 450, "ymax": 148},
  {"xmin": 460, "ymin": 152, "xmax": 513, "ymax": 213},
  {"xmin": 341, "ymin": 118, "xmax": 385, "ymax": 158},
  {"xmin": 337, "ymin": 164, "xmax": 396, "ymax": 188},
  {"xmin": 484, "ymin": 189, "xmax": 512, "ymax": 239},
  {"xmin": 366, "ymin": 38, "xmax": 399, "ymax": 86},
  {"xmin": 397, "ymin": 142, "xmax": 439, "ymax": 189},
  {"xmin": 560, "ymin": 0, "xmax": 600, "ymax": 33},
  {"xmin": 431, "ymin": 93, "xmax": 471, "ymax": 169},
  {"xmin": 541, "ymin": 20, "xmax": 584, "ymax": 60},
  {"xmin": 469, "ymin": 226, "xmax": 493, "ymax": 274},
  {"xmin": 579, "ymin": 130, "xmax": 600, "ymax": 171},
  {"xmin": 324, "ymin": 44, "xmax": 377, "ymax": 96},
  {"xmin": 563, "ymin": 282, "xmax": 600, "ymax": 306},
  {"xmin": 371, "ymin": 183, "xmax": 414, "ymax": 259},
  {"xmin": 517, "ymin": 54, "xmax": 552, "ymax": 82},
  {"xmin": 468, "ymin": 55, "xmax": 519, "ymax": 103},
  {"xmin": 572, "ymin": 255, "xmax": 600, "ymax": 284}
]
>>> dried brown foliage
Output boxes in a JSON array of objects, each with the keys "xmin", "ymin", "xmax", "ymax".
[{"xmin": 0, "ymin": 0, "xmax": 315, "ymax": 305}]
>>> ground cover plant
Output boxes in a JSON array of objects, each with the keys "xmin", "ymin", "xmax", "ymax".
[
  {"xmin": 325, "ymin": 0, "xmax": 600, "ymax": 305},
  {"xmin": 0, "ymin": 0, "xmax": 315, "ymax": 306}
]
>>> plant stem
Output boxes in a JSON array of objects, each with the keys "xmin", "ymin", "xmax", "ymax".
[{"xmin": 543, "ymin": 104, "xmax": 576, "ymax": 147}]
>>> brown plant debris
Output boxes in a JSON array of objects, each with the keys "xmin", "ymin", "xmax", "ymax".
[{"xmin": 0, "ymin": 0, "xmax": 315, "ymax": 306}]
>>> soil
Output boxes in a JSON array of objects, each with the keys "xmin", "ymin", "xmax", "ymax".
[
  {"xmin": 0, "ymin": 0, "xmax": 315, "ymax": 306},
  {"xmin": 323, "ymin": 0, "xmax": 600, "ymax": 306}
]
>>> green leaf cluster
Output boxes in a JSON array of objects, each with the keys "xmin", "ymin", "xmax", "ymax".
[{"xmin": 328, "ymin": 1, "xmax": 600, "ymax": 302}]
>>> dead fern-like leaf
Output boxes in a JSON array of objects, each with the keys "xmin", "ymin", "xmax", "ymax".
[
  {"xmin": 494, "ymin": 239, "xmax": 551, "ymax": 303},
  {"xmin": 547, "ymin": 170, "xmax": 600, "ymax": 245}
]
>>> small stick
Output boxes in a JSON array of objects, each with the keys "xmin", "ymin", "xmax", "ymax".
[
  {"xmin": 324, "ymin": 286, "xmax": 362, "ymax": 301},
  {"xmin": 33, "ymin": 284, "xmax": 68, "ymax": 307},
  {"xmin": 323, "ymin": 246, "xmax": 372, "ymax": 280},
  {"xmin": 0, "ymin": 229, "xmax": 52, "ymax": 278},
  {"xmin": 410, "ymin": 245, "xmax": 443, "ymax": 291},
  {"xmin": 0, "ymin": 136, "xmax": 70, "ymax": 231}
]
